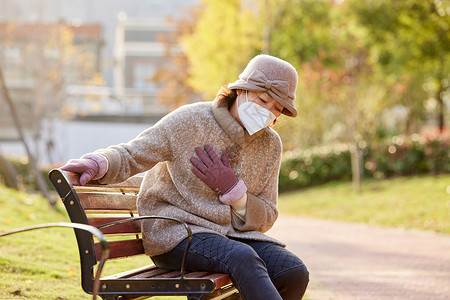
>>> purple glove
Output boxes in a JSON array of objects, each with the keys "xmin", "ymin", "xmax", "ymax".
[
  {"xmin": 190, "ymin": 145, "xmax": 238, "ymax": 195},
  {"xmin": 60, "ymin": 153, "xmax": 108, "ymax": 185}
]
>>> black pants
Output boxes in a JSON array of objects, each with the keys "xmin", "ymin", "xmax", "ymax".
[{"xmin": 151, "ymin": 233, "xmax": 309, "ymax": 300}]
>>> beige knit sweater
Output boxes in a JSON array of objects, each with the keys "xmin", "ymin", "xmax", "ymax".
[{"xmin": 96, "ymin": 99, "xmax": 285, "ymax": 256}]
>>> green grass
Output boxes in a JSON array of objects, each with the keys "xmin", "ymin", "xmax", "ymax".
[
  {"xmin": 0, "ymin": 186, "xmax": 184, "ymax": 300},
  {"xmin": 278, "ymin": 174, "xmax": 450, "ymax": 234}
]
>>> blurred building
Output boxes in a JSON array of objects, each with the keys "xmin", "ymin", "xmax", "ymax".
[
  {"xmin": 1, "ymin": 17, "xmax": 178, "ymax": 139},
  {"xmin": 0, "ymin": 21, "xmax": 103, "ymax": 141},
  {"xmin": 64, "ymin": 15, "xmax": 177, "ymax": 123},
  {"xmin": 0, "ymin": 0, "xmax": 198, "ymax": 86},
  {"xmin": 0, "ymin": 1, "xmax": 197, "ymax": 163},
  {"xmin": 114, "ymin": 15, "xmax": 176, "ymax": 93}
]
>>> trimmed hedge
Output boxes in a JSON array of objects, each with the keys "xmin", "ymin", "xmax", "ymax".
[
  {"xmin": 279, "ymin": 134, "xmax": 450, "ymax": 192},
  {"xmin": 2, "ymin": 133, "xmax": 449, "ymax": 193}
]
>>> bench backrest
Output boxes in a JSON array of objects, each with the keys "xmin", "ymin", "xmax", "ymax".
[
  {"xmin": 49, "ymin": 169, "xmax": 239, "ymax": 299},
  {"xmin": 49, "ymin": 170, "xmax": 146, "ymax": 290}
]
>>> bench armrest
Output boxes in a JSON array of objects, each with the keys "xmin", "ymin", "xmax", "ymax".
[
  {"xmin": 97, "ymin": 216, "xmax": 193, "ymax": 278},
  {"xmin": 0, "ymin": 222, "xmax": 109, "ymax": 300}
]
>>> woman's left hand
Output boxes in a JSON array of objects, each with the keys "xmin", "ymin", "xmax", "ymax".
[{"xmin": 190, "ymin": 145, "xmax": 238, "ymax": 195}]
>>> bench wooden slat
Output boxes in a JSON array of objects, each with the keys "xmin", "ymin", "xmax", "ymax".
[
  {"xmin": 88, "ymin": 217, "xmax": 141, "ymax": 235},
  {"xmin": 78, "ymin": 193, "xmax": 137, "ymax": 211},
  {"xmin": 95, "ymin": 239, "xmax": 144, "ymax": 260},
  {"xmin": 101, "ymin": 264, "xmax": 159, "ymax": 280},
  {"xmin": 65, "ymin": 171, "xmax": 143, "ymax": 190},
  {"xmin": 75, "ymin": 185, "xmax": 140, "ymax": 194},
  {"xmin": 103, "ymin": 266, "xmax": 233, "ymax": 291},
  {"xmin": 156, "ymin": 270, "xmax": 182, "ymax": 278},
  {"xmin": 183, "ymin": 272, "xmax": 233, "ymax": 290},
  {"xmin": 126, "ymin": 266, "xmax": 173, "ymax": 279},
  {"xmin": 201, "ymin": 273, "xmax": 233, "ymax": 290},
  {"xmin": 181, "ymin": 271, "xmax": 210, "ymax": 278}
]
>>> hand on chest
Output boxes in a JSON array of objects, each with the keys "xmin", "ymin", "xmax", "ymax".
[{"xmin": 188, "ymin": 143, "xmax": 272, "ymax": 195}]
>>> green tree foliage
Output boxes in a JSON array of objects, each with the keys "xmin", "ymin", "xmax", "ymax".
[
  {"xmin": 269, "ymin": 0, "xmax": 334, "ymax": 67},
  {"xmin": 271, "ymin": 1, "xmax": 393, "ymax": 152},
  {"xmin": 267, "ymin": 0, "xmax": 336, "ymax": 149},
  {"xmin": 180, "ymin": 0, "xmax": 449, "ymax": 150},
  {"xmin": 181, "ymin": 0, "xmax": 263, "ymax": 99},
  {"xmin": 269, "ymin": 0, "xmax": 396, "ymax": 191},
  {"xmin": 348, "ymin": 0, "xmax": 450, "ymax": 131}
]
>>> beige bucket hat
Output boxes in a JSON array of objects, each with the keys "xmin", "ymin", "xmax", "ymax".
[{"xmin": 228, "ymin": 54, "xmax": 299, "ymax": 117}]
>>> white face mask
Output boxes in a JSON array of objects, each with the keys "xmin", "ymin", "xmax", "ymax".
[{"xmin": 237, "ymin": 91, "xmax": 277, "ymax": 135}]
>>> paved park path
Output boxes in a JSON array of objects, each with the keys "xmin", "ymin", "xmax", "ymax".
[{"xmin": 268, "ymin": 215, "xmax": 450, "ymax": 300}]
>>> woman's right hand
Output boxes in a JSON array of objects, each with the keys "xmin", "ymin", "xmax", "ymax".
[{"xmin": 60, "ymin": 153, "xmax": 108, "ymax": 185}]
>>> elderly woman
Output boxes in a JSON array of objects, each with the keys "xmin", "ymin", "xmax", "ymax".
[{"xmin": 62, "ymin": 54, "xmax": 309, "ymax": 299}]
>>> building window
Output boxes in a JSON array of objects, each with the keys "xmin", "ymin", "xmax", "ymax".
[
  {"xmin": 133, "ymin": 62, "xmax": 156, "ymax": 89},
  {"xmin": 124, "ymin": 30, "xmax": 170, "ymax": 43}
]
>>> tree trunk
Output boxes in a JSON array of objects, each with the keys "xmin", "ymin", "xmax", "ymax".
[
  {"xmin": 436, "ymin": 58, "xmax": 446, "ymax": 132},
  {"xmin": 0, "ymin": 66, "xmax": 55, "ymax": 209},
  {"xmin": 350, "ymin": 143, "xmax": 364, "ymax": 193},
  {"xmin": 437, "ymin": 79, "xmax": 445, "ymax": 132},
  {"xmin": 0, "ymin": 153, "xmax": 19, "ymax": 189}
]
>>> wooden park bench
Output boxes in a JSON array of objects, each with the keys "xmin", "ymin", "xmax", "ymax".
[{"xmin": 49, "ymin": 169, "xmax": 240, "ymax": 300}]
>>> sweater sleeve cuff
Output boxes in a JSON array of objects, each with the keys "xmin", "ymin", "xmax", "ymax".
[
  {"xmin": 81, "ymin": 153, "xmax": 109, "ymax": 180},
  {"xmin": 219, "ymin": 179, "xmax": 247, "ymax": 205}
]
